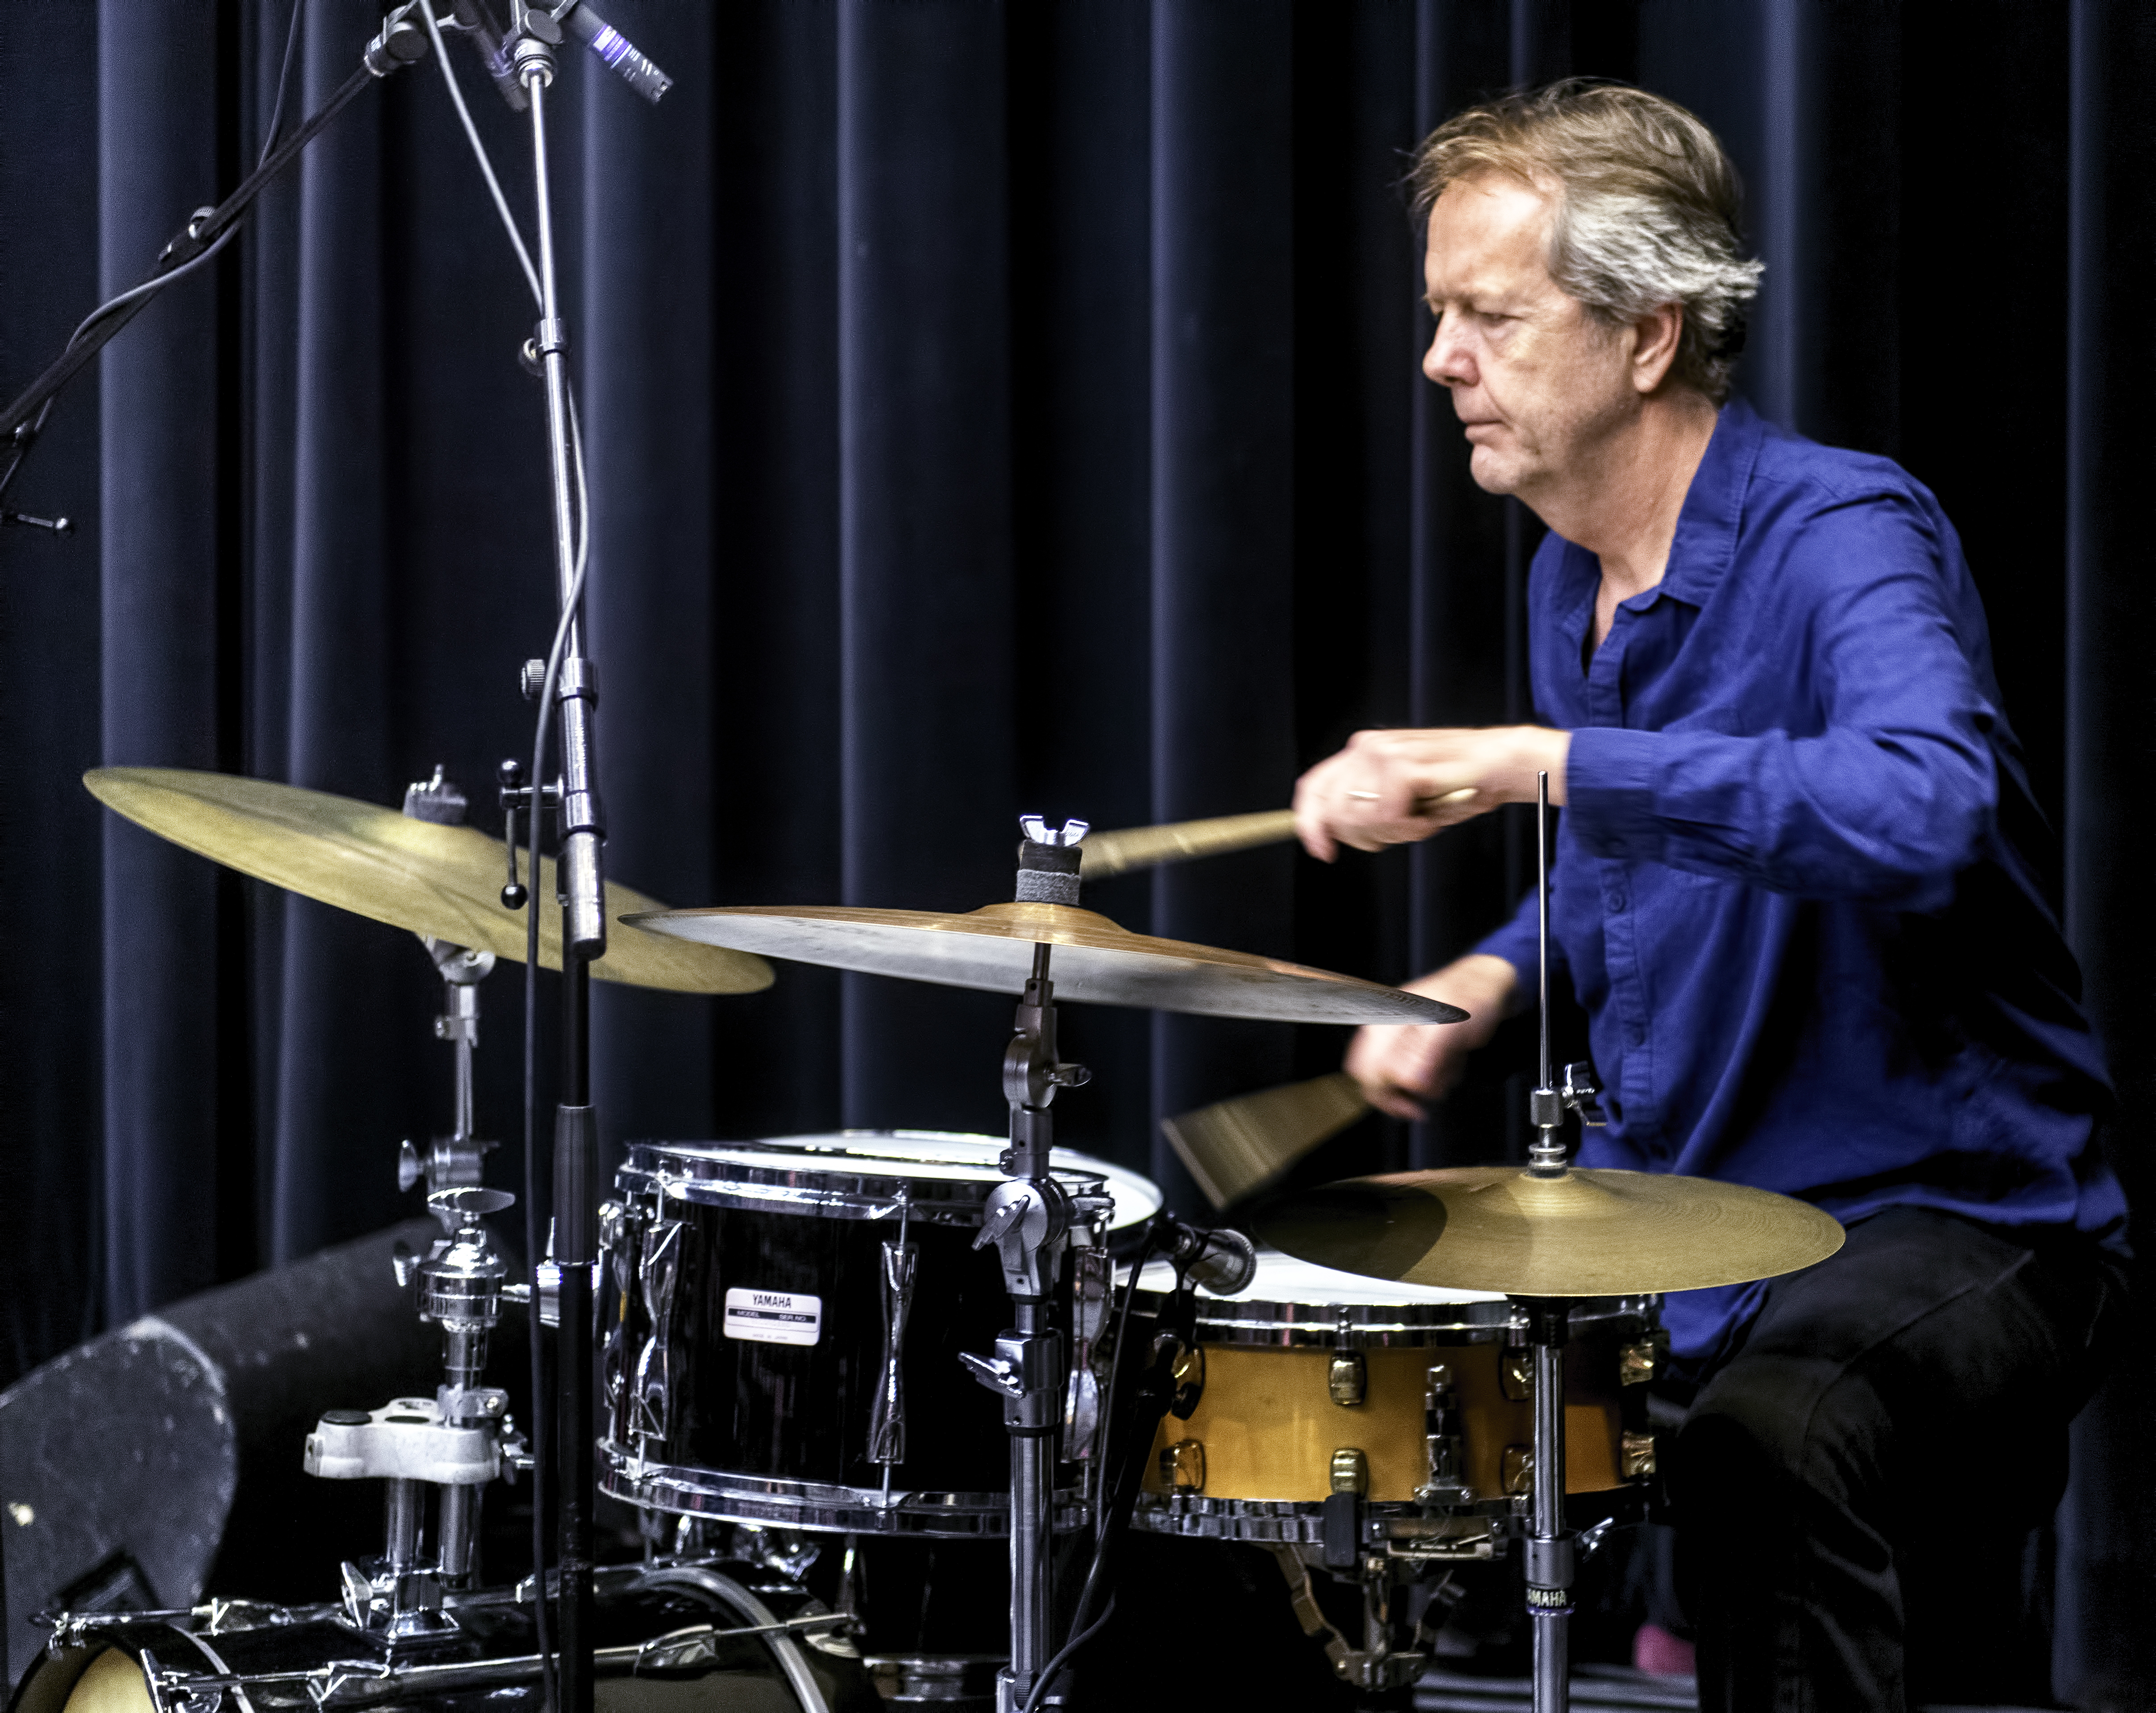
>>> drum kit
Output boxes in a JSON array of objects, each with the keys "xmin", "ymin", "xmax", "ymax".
[
  {"xmin": 3, "ymin": 8, "xmax": 1839, "ymax": 1713},
  {"xmin": 11, "ymin": 762, "xmax": 1845, "ymax": 1713}
]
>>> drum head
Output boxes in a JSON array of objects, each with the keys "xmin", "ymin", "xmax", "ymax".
[
  {"xmin": 1133, "ymin": 1249, "xmax": 1501, "ymax": 1306},
  {"xmin": 1126, "ymin": 1248, "xmax": 1656, "ymax": 1344},
  {"xmin": 624, "ymin": 1130, "xmax": 1161, "ymax": 1229}
]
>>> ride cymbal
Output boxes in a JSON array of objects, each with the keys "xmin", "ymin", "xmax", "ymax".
[
  {"xmin": 85, "ymin": 767, "xmax": 773, "ymax": 995},
  {"xmin": 624, "ymin": 901, "xmax": 1464, "ymax": 1026},
  {"xmin": 1256, "ymin": 1166, "xmax": 1845, "ymax": 1297}
]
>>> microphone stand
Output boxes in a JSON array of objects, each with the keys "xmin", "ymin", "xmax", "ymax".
[
  {"xmin": 506, "ymin": 15, "xmax": 605, "ymax": 1713},
  {"xmin": 0, "ymin": 9, "xmax": 433, "ymax": 507}
]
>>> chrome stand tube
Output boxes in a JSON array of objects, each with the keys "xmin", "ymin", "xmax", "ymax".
[
  {"xmin": 966, "ymin": 828, "xmax": 1092, "ymax": 1713},
  {"xmin": 386, "ymin": 1480, "xmax": 423, "ymax": 1575},
  {"xmin": 437, "ymin": 1485, "xmax": 475, "ymax": 1585},
  {"xmin": 512, "ymin": 24, "xmax": 604, "ymax": 1713},
  {"xmin": 1523, "ymin": 1301, "xmax": 1574, "ymax": 1713}
]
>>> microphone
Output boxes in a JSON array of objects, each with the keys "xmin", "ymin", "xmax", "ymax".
[
  {"xmin": 450, "ymin": 0, "xmax": 529, "ymax": 111},
  {"xmin": 548, "ymin": 1, "xmax": 672, "ymax": 104},
  {"xmin": 1156, "ymin": 1215, "xmax": 1258, "ymax": 1296}
]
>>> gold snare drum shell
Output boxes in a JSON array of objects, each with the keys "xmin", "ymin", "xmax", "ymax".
[{"xmin": 1140, "ymin": 1340, "xmax": 1625, "ymax": 1505}]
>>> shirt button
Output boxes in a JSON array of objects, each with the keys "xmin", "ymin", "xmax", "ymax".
[
  {"xmin": 1628, "ymin": 1022, "xmax": 1645, "ymax": 1045},
  {"xmin": 1608, "ymin": 892, "xmax": 1628, "ymax": 912}
]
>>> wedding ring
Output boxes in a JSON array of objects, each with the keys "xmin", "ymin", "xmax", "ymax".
[{"xmin": 1347, "ymin": 791, "xmax": 1382, "ymax": 800}]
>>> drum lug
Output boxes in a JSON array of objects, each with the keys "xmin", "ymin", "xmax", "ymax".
[
  {"xmin": 599, "ymin": 1199, "xmax": 644, "ymax": 1442},
  {"xmin": 1162, "ymin": 1337, "xmax": 1205, "ymax": 1419},
  {"xmin": 632, "ymin": 1217, "xmax": 684, "ymax": 1448},
  {"xmin": 868, "ymin": 1237, "xmax": 919, "ymax": 1465},
  {"xmin": 1619, "ymin": 1330, "xmax": 1670, "ymax": 1386},
  {"xmin": 1417, "ymin": 1363, "xmax": 1470, "ymax": 1505},
  {"xmin": 1621, "ymin": 1428, "xmax": 1658, "ymax": 1480},
  {"xmin": 1328, "ymin": 1312, "xmax": 1367, "ymax": 1406},
  {"xmin": 1064, "ymin": 1247, "xmax": 1110, "ymax": 1462},
  {"xmin": 1160, "ymin": 1437, "xmax": 1207, "ymax": 1492}
]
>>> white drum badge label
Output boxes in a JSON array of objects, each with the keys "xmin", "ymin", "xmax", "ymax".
[{"xmin": 724, "ymin": 1287, "xmax": 823, "ymax": 1347}]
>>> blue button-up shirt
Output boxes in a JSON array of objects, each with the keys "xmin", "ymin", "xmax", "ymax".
[{"xmin": 1473, "ymin": 397, "xmax": 2127, "ymax": 1365}]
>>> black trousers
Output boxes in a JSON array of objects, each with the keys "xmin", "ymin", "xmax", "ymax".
[{"xmin": 1668, "ymin": 1207, "xmax": 2127, "ymax": 1713}]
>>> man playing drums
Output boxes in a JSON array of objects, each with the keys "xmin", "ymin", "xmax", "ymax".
[{"xmin": 1293, "ymin": 81, "xmax": 2127, "ymax": 1711}]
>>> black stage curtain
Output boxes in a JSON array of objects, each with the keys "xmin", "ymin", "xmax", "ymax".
[{"xmin": 2, "ymin": 0, "xmax": 2152, "ymax": 1698}]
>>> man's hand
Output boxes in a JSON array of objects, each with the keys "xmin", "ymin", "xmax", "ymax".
[
  {"xmin": 1293, "ymin": 725, "xmax": 1571, "ymax": 861},
  {"xmin": 1347, "ymin": 953, "xmax": 1518, "ymax": 1121}
]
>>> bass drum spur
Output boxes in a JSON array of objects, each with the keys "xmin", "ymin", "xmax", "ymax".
[
  {"xmin": 597, "ymin": 1132, "xmax": 1149, "ymax": 1537},
  {"xmin": 10, "ymin": 1561, "xmax": 875, "ymax": 1713}
]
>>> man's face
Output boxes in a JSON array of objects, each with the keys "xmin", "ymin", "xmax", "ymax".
[{"xmin": 1422, "ymin": 173, "xmax": 1636, "ymax": 499}]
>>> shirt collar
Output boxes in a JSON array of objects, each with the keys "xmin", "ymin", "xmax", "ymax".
[
  {"xmin": 1654, "ymin": 395, "xmax": 1763, "ymax": 609},
  {"xmin": 1548, "ymin": 395, "xmax": 1765, "ymax": 654}
]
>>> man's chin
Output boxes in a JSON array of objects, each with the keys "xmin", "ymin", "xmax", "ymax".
[{"xmin": 1467, "ymin": 446, "xmax": 1521, "ymax": 496}]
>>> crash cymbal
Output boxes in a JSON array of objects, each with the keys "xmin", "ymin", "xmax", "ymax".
[
  {"xmin": 1078, "ymin": 791, "xmax": 1478, "ymax": 881},
  {"xmin": 1256, "ymin": 1166, "xmax": 1845, "ymax": 1297},
  {"xmin": 1162, "ymin": 1071, "xmax": 1370, "ymax": 1208},
  {"xmin": 85, "ymin": 767, "xmax": 773, "ymax": 995},
  {"xmin": 624, "ymin": 901, "xmax": 1464, "ymax": 1026}
]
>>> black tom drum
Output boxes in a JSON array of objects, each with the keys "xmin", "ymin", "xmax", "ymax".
[{"xmin": 598, "ymin": 1132, "xmax": 1148, "ymax": 1537}]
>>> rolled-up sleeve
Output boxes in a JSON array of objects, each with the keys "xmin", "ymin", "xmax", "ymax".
[{"xmin": 1563, "ymin": 495, "xmax": 1998, "ymax": 909}]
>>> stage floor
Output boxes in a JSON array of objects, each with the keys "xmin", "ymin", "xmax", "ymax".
[{"xmin": 1414, "ymin": 1667, "xmax": 2050, "ymax": 1713}]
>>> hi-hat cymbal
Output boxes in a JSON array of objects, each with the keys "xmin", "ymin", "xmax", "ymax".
[
  {"xmin": 624, "ymin": 901, "xmax": 1464, "ymax": 1026},
  {"xmin": 85, "ymin": 767, "xmax": 773, "ymax": 995},
  {"xmin": 1256, "ymin": 1166, "xmax": 1845, "ymax": 1297}
]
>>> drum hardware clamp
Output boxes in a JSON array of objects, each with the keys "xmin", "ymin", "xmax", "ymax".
[{"xmin": 306, "ymin": 1185, "xmax": 530, "ymax": 1646}]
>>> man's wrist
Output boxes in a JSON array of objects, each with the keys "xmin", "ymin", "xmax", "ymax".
[
  {"xmin": 1510, "ymin": 726, "xmax": 1571, "ymax": 804},
  {"xmin": 1408, "ymin": 952, "xmax": 1518, "ymax": 1021}
]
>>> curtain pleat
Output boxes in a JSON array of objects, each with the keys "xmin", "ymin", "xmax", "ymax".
[{"xmin": 97, "ymin": 0, "xmax": 236, "ymax": 1315}]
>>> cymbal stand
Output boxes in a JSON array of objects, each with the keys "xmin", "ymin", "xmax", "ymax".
[
  {"xmin": 964, "ymin": 819, "xmax": 1092, "ymax": 1713},
  {"xmin": 1517, "ymin": 772, "xmax": 1605, "ymax": 1713},
  {"xmin": 402, "ymin": 766, "xmax": 499, "ymax": 1196},
  {"xmin": 309, "ymin": 1185, "xmax": 527, "ymax": 1642}
]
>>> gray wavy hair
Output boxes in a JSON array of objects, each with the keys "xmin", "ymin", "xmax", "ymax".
[{"xmin": 1410, "ymin": 80, "xmax": 1764, "ymax": 403}]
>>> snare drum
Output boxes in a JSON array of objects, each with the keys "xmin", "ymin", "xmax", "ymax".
[
  {"xmin": 8, "ymin": 1562, "xmax": 873, "ymax": 1713},
  {"xmin": 1128, "ymin": 1252, "xmax": 1661, "ymax": 1545},
  {"xmin": 599, "ymin": 1133, "xmax": 1140, "ymax": 1537}
]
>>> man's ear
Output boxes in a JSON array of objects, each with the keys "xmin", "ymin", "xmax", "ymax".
[{"xmin": 1632, "ymin": 302, "xmax": 1684, "ymax": 394}]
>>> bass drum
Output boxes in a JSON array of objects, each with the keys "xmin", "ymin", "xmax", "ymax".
[{"xmin": 8, "ymin": 1561, "xmax": 876, "ymax": 1713}]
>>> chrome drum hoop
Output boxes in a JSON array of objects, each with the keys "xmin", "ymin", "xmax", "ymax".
[
  {"xmin": 1127, "ymin": 1491, "xmax": 1510, "ymax": 1545},
  {"xmin": 601, "ymin": 1444, "xmax": 1091, "ymax": 1539},
  {"xmin": 617, "ymin": 1137, "xmax": 1114, "ymax": 1230},
  {"xmin": 1126, "ymin": 1284, "xmax": 1661, "ymax": 1348}
]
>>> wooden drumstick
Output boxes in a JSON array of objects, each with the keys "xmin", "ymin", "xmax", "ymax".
[
  {"xmin": 1078, "ymin": 788, "xmax": 1479, "ymax": 881},
  {"xmin": 1161, "ymin": 1072, "xmax": 1372, "ymax": 1209}
]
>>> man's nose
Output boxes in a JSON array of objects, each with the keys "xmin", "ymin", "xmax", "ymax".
[{"xmin": 1424, "ymin": 317, "xmax": 1473, "ymax": 388}]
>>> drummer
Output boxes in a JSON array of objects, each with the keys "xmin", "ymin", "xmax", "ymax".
[{"xmin": 1291, "ymin": 81, "xmax": 2128, "ymax": 1711}]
